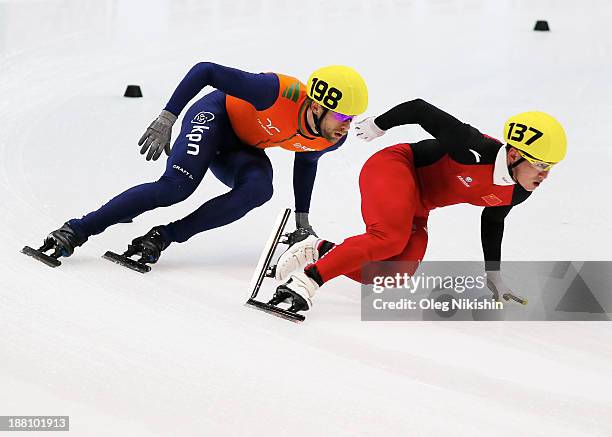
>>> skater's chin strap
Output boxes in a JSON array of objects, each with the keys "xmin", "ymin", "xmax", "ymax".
[
  {"xmin": 507, "ymin": 146, "xmax": 526, "ymax": 183},
  {"xmin": 508, "ymin": 160, "xmax": 524, "ymax": 183},
  {"xmin": 312, "ymin": 108, "xmax": 328, "ymax": 138},
  {"xmin": 302, "ymin": 103, "xmax": 327, "ymax": 138}
]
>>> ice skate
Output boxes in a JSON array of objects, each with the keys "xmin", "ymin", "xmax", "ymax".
[
  {"xmin": 22, "ymin": 222, "xmax": 88, "ymax": 267},
  {"xmin": 274, "ymin": 235, "xmax": 322, "ymax": 281},
  {"xmin": 268, "ymin": 271, "xmax": 319, "ymax": 313},
  {"xmin": 103, "ymin": 226, "xmax": 169, "ymax": 273}
]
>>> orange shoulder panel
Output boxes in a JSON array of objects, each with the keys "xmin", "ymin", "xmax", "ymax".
[{"xmin": 225, "ymin": 73, "xmax": 334, "ymax": 152}]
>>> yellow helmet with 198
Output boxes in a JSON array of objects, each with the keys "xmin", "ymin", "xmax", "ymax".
[{"xmin": 307, "ymin": 65, "xmax": 368, "ymax": 116}]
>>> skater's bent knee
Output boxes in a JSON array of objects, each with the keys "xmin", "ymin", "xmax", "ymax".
[
  {"xmin": 246, "ymin": 181, "xmax": 273, "ymax": 208},
  {"xmin": 366, "ymin": 228, "xmax": 410, "ymax": 259}
]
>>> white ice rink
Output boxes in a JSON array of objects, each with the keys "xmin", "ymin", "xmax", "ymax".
[{"xmin": 1, "ymin": 0, "xmax": 611, "ymax": 435}]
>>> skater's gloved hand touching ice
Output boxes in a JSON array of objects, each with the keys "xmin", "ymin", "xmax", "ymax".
[
  {"xmin": 485, "ymin": 270, "xmax": 513, "ymax": 302},
  {"xmin": 354, "ymin": 116, "xmax": 386, "ymax": 142},
  {"xmin": 295, "ymin": 212, "xmax": 317, "ymax": 237},
  {"xmin": 138, "ymin": 110, "xmax": 178, "ymax": 161}
]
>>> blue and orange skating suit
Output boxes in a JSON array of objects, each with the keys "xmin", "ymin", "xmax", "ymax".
[
  {"xmin": 164, "ymin": 62, "xmax": 341, "ymax": 153},
  {"xmin": 162, "ymin": 62, "xmax": 345, "ymax": 214},
  {"xmin": 226, "ymin": 74, "xmax": 335, "ymax": 152}
]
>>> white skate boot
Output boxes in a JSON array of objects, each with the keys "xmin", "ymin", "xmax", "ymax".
[{"xmin": 275, "ymin": 235, "xmax": 322, "ymax": 281}]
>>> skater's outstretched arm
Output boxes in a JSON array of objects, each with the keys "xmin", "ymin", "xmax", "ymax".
[
  {"xmin": 374, "ymin": 98, "xmax": 467, "ymax": 138},
  {"xmin": 139, "ymin": 63, "xmax": 280, "ymax": 161},
  {"xmin": 292, "ymin": 138, "xmax": 345, "ymax": 227},
  {"xmin": 481, "ymin": 205, "xmax": 511, "ymax": 272},
  {"xmin": 480, "ymin": 186, "xmax": 531, "ymax": 271},
  {"xmin": 356, "ymin": 99, "xmax": 476, "ymax": 147},
  {"xmin": 164, "ymin": 62, "xmax": 280, "ymax": 116}
]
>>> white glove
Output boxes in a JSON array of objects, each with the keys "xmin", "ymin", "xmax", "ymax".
[
  {"xmin": 486, "ymin": 270, "xmax": 513, "ymax": 302},
  {"xmin": 354, "ymin": 116, "xmax": 386, "ymax": 142},
  {"xmin": 138, "ymin": 110, "xmax": 178, "ymax": 161}
]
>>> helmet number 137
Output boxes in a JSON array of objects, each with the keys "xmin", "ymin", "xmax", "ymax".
[{"xmin": 507, "ymin": 123, "xmax": 544, "ymax": 145}]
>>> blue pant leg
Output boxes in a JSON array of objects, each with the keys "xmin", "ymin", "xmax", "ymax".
[
  {"xmin": 164, "ymin": 145, "xmax": 274, "ymax": 243},
  {"xmin": 69, "ymin": 91, "xmax": 231, "ymax": 238}
]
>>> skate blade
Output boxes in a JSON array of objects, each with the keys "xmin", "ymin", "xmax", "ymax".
[
  {"xmin": 503, "ymin": 293, "xmax": 528, "ymax": 305},
  {"xmin": 21, "ymin": 246, "xmax": 61, "ymax": 267},
  {"xmin": 245, "ymin": 299, "xmax": 305, "ymax": 323},
  {"xmin": 248, "ymin": 208, "xmax": 292, "ymax": 299},
  {"xmin": 102, "ymin": 251, "xmax": 151, "ymax": 273}
]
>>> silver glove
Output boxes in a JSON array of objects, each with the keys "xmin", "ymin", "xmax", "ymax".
[{"xmin": 138, "ymin": 110, "xmax": 178, "ymax": 161}]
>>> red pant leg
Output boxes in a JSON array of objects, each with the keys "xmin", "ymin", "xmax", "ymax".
[
  {"xmin": 345, "ymin": 217, "xmax": 429, "ymax": 283},
  {"xmin": 314, "ymin": 144, "xmax": 421, "ymax": 284}
]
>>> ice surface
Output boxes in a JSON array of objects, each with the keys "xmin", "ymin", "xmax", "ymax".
[{"xmin": 1, "ymin": 0, "xmax": 611, "ymax": 435}]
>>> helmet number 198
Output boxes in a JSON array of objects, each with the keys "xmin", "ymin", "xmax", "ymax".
[
  {"xmin": 310, "ymin": 78, "xmax": 343, "ymax": 110},
  {"xmin": 508, "ymin": 123, "xmax": 544, "ymax": 145}
]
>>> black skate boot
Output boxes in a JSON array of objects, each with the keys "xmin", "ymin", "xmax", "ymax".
[
  {"xmin": 103, "ymin": 226, "xmax": 169, "ymax": 273},
  {"xmin": 268, "ymin": 281, "xmax": 310, "ymax": 313},
  {"xmin": 268, "ymin": 287, "xmax": 309, "ymax": 313},
  {"xmin": 130, "ymin": 227, "xmax": 169, "ymax": 264},
  {"xmin": 22, "ymin": 222, "xmax": 88, "ymax": 267},
  {"xmin": 244, "ymin": 284, "xmax": 308, "ymax": 323}
]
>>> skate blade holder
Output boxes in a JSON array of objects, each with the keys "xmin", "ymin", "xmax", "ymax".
[
  {"xmin": 21, "ymin": 245, "xmax": 62, "ymax": 267},
  {"xmin": 245, "ymin": 298, "xmax": 305, "ymax": 323},
  {"xmin": 102, "ymin": 251, "xmax": 151, "ymax": 273},
  {"xmin": 503, "ymin": 293, "xmax": 528, "ymax": 306},
  {"xmin": 245, "ymin": 208, "xmax": 306, "ymax": 323}
]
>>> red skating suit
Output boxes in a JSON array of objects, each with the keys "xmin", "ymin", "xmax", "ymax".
[{"xmin": 311, "ymin": 99, "xmax": 532, "ymax": 284}]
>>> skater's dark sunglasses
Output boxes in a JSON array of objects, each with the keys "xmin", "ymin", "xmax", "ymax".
[{"xmin": 330, "ymin": 112, "xmax": 355, "ymax": 123}]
